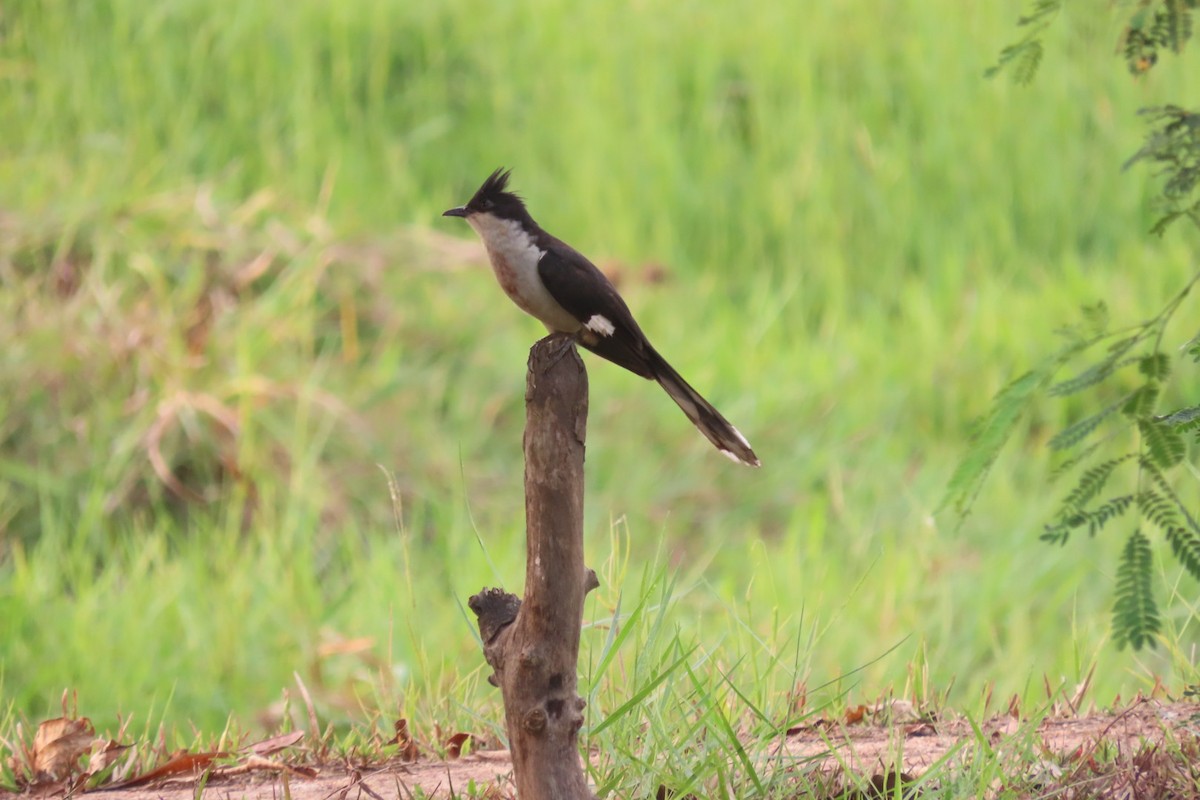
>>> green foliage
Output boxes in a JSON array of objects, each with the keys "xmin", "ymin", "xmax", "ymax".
[
  {"xmin": 1139, "ymin": 352, "xmax": 1172, "ymax": 381},
  {"xmin": 1138, "ymin": 417, "xmax": 1187, "ymax": 468},
  {"xmin": 1125, "ymin": 105, "xmax": 1200, "ymax": 235},
  {"xmin": 1112, "ymin": 529, "xmax": 1159, "ymax": 650},
  {"xmin": 1062, "ymin": 456, "xmax": 1135, "ymax": 514},
  {"xmin": 940, "ymin": 370, "xmax": 1049, "ymax": 517},
  {"xmin": 1139, "ymin": 476, "xmax": 1200, "ymax": 580},
  {"xmin": 998, "ymin": 0, "xmax": 1200, "ymax": 80},
  {"xmin": 1123, "ymin": 0, "xmax": 1199, "ymax": 74},
  {"xmin": 1155, "ymin": 403, "xmax": 1200, "ymax": 434},
  {"xmin": 1042, "ymin": 493, "xmax": 1136, "ymax": 546},
  {"xmin": 953, "ymin": 2, "xmax": 1200, "ymax": 651},
  {"xmin": 949, "ymin": 288, "xmax": 1199, "ymax": 647},
  {"xmin": 1122, "ymin": 382, "xmax": 1160, "ymax": 418},
  {"xmin": 1047, "ymin": 398, "xmax": 1122, "ymax": 451},
  {"xmin": 984, "ymin": 0, "xmax": 1062, "ymax": 83}
]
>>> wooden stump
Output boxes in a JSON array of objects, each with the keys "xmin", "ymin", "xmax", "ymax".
[{"xmin": 468, "ymin": 334, "xmax": 598, "ymax": 800}]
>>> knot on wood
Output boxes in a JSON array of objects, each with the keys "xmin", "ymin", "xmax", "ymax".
[
  {"xmin": 468, "ymin": 587, "xmax": 521, "ymax": 644},
  {"xmin": 584, "ymin": 568, "xmax": 600, "ymax": 594},
  {"xmin": 523, "ymin": 708, "xmax": 547, "ymax": 733}
]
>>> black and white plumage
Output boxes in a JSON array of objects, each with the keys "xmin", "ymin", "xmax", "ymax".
[{"xmin": 444, "ymin": 168, "xmax": 759, "ymax": 467}]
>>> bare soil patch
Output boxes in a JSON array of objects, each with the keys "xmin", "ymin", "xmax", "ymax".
[{"xmin": 15, "ymin": 700, "xmax": 1190, "ymax": 799}]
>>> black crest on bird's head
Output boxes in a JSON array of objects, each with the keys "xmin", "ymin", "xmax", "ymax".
[{"xmin": 466, "ymin": 168, "xmax": 531, "ymax": 221}]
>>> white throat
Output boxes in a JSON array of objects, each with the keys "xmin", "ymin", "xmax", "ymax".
[
  {"xmin": 467, "ymin": 213, "xmax": 580, "ymax": 333},
  {"xmin": 467, "ymin": 214, "xmax": 543, "ymax": 269}
]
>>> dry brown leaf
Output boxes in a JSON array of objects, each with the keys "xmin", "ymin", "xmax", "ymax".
[
  {"xmin": 844, "ymin": 705, "xmax": 868, "ymax": 725},
  {"xmin": 786, "ymin": 717, "xmax": 834, "ymax": 736},
  {"xmin": 86, "ymin": 738, "xmax": 132, "ymax": 775},
  {"xmin": 216, "ymin": 754, "xmax": 318, "ymax": 779},
  {"xmin": 391, "ymin": 719, "xmax": 419, "ymax": 762},
  {"xmin": 792, "ymin": 683, "xmax": 808, "ymax": 713},
  {"xmin": 903, "ymin": 722, "xmax": 938, "ymax": 737},
  {"xmin": 109, "ymin": 749, "xmax": 228, "ymax": 789},
  {"xmin": 243, "ymin": 730, "xmax": 305, "ymax": 756},
  {"xmin": 868, "ymin": 770, "xmax": 915, "ymax": 796},
  {"xmin": 444, "ymin": 732, "xmax": 475, "ymax": 760},
  {"xmin": 32, "ymin": 717, "xmax": 95, "ymax": 781}
]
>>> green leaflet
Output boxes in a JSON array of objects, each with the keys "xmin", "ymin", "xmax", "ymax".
[
  {"xmin": 938, "ymin": 369, "xmax": 1047, "ymax": 517},
  {"xmin": 1112, "ymin": 529, "xmax": 1159, "ymax": 650}
]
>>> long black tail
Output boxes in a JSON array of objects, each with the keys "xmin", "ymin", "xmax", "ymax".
[{"xmin": 648, "ymin": 352, "xmax": 760, "ymax": 467}]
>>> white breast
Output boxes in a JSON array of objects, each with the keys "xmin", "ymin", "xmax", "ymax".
[{"xmin": 467, "ymin": 214, "xmax": 581, "ymax": 333}]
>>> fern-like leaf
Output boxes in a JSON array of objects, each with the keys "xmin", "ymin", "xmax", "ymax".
[
  {"xmin": 1043, "ymin": 493, "xmax": 1136, "ymax": 545},
  {"xmin": 1139, "ymin": 417, "xmax": 1186, "ymax": 468},
  {"xmin": 1049, "ymin": 440, "xmax": 1103, "ymax": 480},
  {"xmin": 1112, "ymin": 529, "xmax": 1159, "ymax": 650},
  {"xmin": 1149, "ymin": 210, "xmax": 1185, "ymax": 236},
  {"xmin": 1153, "ymin": 0, "xmax": 1196, "ymax": 54},
  {"xmin": 1061, "ymin": 455, "xmax": 1135, "ymax": 512},
  {"xmin": 1012, "ymin": 42, "xmax": 1044, "ymax": 85},
  {"xmin": 1142, "ymin": 475, "xmax": 1200, "ymax": 581},
  {"xmin": 1125, "ymin": 105, "xmax": 1200, "ymax": 235},
  {"xmin": 940, "ymin": 370, "xmax": 1047, "ymax": 515},
  {"xmin": 1154, "ymin": 404, "xmax": 1200, "ymax": 440},
  {"xmin": 1080, "ymin": 300, "xmax": 1110, "ymax": 334},
  {"xmin": 1049, "ymin": 399, "xmax": 1123, "ymax": 451},
  {"xmin": 1139, "ymin": 352, "xmax": 1171, "ymax": 381},
  {"xmin": 1166, "ymin": 525, "xmax": 1200, "ymax": 581},
  {"xmin": 1138, "ymin": 488, "xmax": 1180, "ymax": 531},
  {"xmin": 1047, "ymin": 343, "xmax": 1140, "ymax": 397},
  {"xmin": 1122, "ymin": 382, "xmax": 1160, "ymax": 418},
  {"xmin": 985, "ymin": 0, "xmax": 1062, "ymax": 82}
]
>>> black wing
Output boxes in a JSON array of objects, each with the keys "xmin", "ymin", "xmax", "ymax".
[{"xmin": 536, "ymin": 241, "xmax": 657, "ymax": 379}]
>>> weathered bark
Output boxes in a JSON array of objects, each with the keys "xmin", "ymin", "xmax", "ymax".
[{"xmin": 468, "ymin": 334, "xmax": 598, "ymax": 800}]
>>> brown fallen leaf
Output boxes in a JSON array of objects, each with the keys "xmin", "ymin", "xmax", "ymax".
[
  {"xmin": 32, "ymin": 717, "xmax": 96, "ymax": 781},
  {"xmin": 844, "ymin": 704, "xmax": 868, "ymax": 725},
  {"xmin": 243, "ymin": 730, "xmax": 305, "ymax": 756},
  {"xmin": 867, "ymin": 770, "xmax": 916, "ymax": 798},
  {"xmin": 391, "ymin": 718, "xmax": 419, "ymax": 762},
  {"xmin": 444, "ymin": 732, "xmax": 476, "ymax": 760},
  {"xmin": 215, "ymin": 754, "xmax": 318, "ymax": 779},
  {"xmin": 904, "ymin": 722, "xmax": 938, "ymax": 737},
  {"xmin": 108, "ymin": 750, "xmax": 228, "ymax": 789},
  {"xmin": 86, "ymin": 739, "xmax": 132, "ymax": 776},
  {"xmin": 786, "ymin": 717, "xmax": 834, "ymax": 736}
]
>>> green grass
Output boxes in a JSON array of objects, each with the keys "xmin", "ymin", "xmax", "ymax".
[{"xmin": 1, "ymin": 0, "xmax": 1199, "ymax": 787}]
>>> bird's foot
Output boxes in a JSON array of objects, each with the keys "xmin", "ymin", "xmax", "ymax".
[{"xmin": 543, "ymin": 332, "xmax": 578, "ymax": 369}]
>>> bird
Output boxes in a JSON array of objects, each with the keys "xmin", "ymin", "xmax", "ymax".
[{"xmin": 443, "ymin": 168, "xmax": 760, "ymax": 467}]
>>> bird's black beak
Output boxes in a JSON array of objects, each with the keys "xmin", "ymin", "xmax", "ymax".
[{"xmin": 442, "ymin": 206, "xmax": 468, "ymax": 218}]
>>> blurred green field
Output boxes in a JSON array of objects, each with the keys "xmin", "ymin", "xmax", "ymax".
[{"xmin": 1, "ymin": 0, "xmax": 1198, "ymax": 766}]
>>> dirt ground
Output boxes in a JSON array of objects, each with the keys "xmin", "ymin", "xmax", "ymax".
[{"xmin": 41, "ymin": 699, "xmax": 1194, "ymax": 799}]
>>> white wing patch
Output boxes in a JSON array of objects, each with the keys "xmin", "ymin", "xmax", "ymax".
[{"xmin": 585, "ymin": 314, "xmax": 616, "ymax": 337}]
